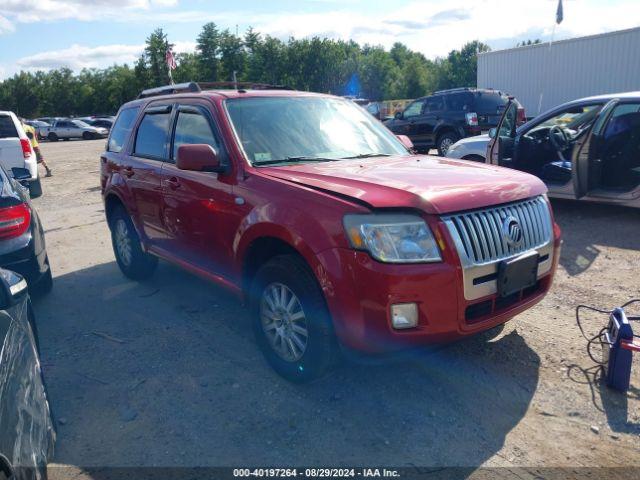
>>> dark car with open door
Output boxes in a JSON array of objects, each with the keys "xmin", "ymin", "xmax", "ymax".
[
  {"xmin": 0, "ymin": 268, "xmax": 56, "ymax": 480},
  {"xmin": 486, "ymin": 92, "xmax": 640, "ymax": 209}
]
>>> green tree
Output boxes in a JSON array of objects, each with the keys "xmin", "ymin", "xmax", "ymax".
[
  {"xmin": 144, "ymin": 28, "xmax": 173, "ymax": 87},
  {"xmin": 196, "ymin": 22, "xmax": 220, "ymax": 81}
]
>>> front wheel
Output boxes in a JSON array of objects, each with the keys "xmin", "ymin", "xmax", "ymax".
[
  {"xmin": 251, "ymin": 255, "xmax": 339, "ymax": 383},
  {"xmin": 110, "ymin": 206, "xmax": 157, "ymax": 280},
  {"xmin": 437, "ymin": 132, "xmax": 460, "ymax": 156},
  {"xmin": 47, "ymin": 132, "xmax": 58, "ymax": 142},
  {"xmin": 82, "ymin": 131, "xmax": 95, "ymax": 140}
]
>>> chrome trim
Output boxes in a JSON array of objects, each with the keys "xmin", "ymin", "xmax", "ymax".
[{"xmin": 443, "ymin": 196, "xmax": 554, "ymax": 300}]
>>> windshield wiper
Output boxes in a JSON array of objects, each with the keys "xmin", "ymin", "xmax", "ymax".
[
  {"xmin": 255, "ymin": 156, "xmax": 336, "ymax": 166},
  {"xmin": 340, "ymin": 153, "xmax": 392, "ymax": 159}
]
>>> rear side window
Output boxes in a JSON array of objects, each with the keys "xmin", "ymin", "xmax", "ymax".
[
  {"xmin": 0, "ymin": 116, "xmax": 18, "ymax": 138},
  {"xmin": 425, "ymin": 96, "xmax": 445, "ymax": 113},
  {"xmin": 172, "ymin": 110, "xmax": 222, "ymax": 162},
  {"xmin": 446, "ymin": 92, "xmax": 474, "ymax": 111},
  {"xmin": 474, "ymin": 92, "xmax": 508, "ymax": 113},
  {"xmin": 134, "ymin": 109, "xmax": 171, "ymax": 159},
  {"xmin": 108, "ymin": 107, "xmax": 139, "ymax": 153}
]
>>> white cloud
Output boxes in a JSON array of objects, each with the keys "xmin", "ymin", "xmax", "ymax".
[
  {"xmin": 0, "ymin": 14, "xmax": 14, "ymax": 33},
  {"xmin": 16, "ymin": 43, "xmax": 146, "ymax": 71}
]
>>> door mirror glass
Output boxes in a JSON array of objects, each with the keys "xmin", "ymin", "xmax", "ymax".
[
  {"xmin": 488, "ymin": 128, "xmax": 497, "ymax": 139},
  {"xmin": 176, "ymin": 144, "xmax": 222, "ymax": 172}
]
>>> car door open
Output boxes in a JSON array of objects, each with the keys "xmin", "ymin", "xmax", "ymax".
[{"xmin": 487, "ymin": 100, "xmax": 518, "ymax": 167}]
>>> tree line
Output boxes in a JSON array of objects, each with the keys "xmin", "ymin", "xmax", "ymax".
[{"xmin": 0, "ymin": 24, "xmax": 489, "ymax": 117}]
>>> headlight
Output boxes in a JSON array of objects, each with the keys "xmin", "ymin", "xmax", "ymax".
[{"xmin": 343, "ymin": 213, "xmax": 442, "ymax": 263}]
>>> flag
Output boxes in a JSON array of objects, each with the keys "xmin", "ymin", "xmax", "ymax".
[
  {"xmin": 556, "ymin": 0, "xmax": 564, "ymax": 24},
  {"xmin": 165, "ymin": 49, "xmax": 177, "ymax": 70}
]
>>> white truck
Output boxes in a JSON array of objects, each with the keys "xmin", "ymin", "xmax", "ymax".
[
  {"xmin": 0, "ymin": 111, "xmax": 42, "ymax": 197},
  {"xmin": 42, "ymin": 118, "xmax": 108, "ymax": 141}
]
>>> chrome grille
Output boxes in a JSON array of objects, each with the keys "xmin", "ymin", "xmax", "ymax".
[{"xmin": 444, "ymin": 196, "xmax": 552, "ymax": 265}]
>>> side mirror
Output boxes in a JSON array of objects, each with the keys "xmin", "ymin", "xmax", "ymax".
[
  {"xmin": 397, "ymin": 135, "xmax": 414, "ymax": 150},
  {"xmin": 12, "ymin": 167, "xmax": 31, "ymax": 181},
  {"xmin": 176, "ymin": 144, "xmax": 224, "ymax": 173},
  {"xmin": 0, "ymin": 269, "xmax": 28, "ymax": 310},
  {"xmin": 394, "ymin": 111, "xmax": 403, "ymax": 120},
  {"xmin": 488, "ymin": 128, "xmax": 497, "ymax": 139}
]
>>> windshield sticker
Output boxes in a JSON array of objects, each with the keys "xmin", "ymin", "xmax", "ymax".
[{"xmin": 254, "ymin": 152, "xmax": 272, "ymax": 162}]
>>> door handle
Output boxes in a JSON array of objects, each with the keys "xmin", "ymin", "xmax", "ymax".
[
  {"xmin": 122, "ymin": 166, "xmax": 134, "ymax": 177},
  {"xmin": 164, "ymin": 177, "xmax": 181, "ymax": 190}
]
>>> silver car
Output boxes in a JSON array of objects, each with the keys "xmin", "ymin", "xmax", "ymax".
[
  {"xmin": 44, "ymin": 119, "xmax": 108, "ymax": 141},
  {"xmin": 447, "ymin": 92, "xmax": 640, "ymax": 209}
]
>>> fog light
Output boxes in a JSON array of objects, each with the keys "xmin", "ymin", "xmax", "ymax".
[{"xmin": 391, "ymin": 303, "xmax": 418, "ymax": 329}]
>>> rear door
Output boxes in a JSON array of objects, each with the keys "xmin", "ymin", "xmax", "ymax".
[
  {"xmin": 421, "ymin": 96, "xmax": 445, "ymax": 146},
  {"xmin": 572, "ymin": 99, "xmax": 618, "ymax": 198},
  {"xmin": 127, "ymin": 103, "xmax": 173, "ymax": 243},
  {"xmin": 0, "ymin": 114, "xmax": 24, "ymax": 172},
  {"xmin": 486, "ymin": 100, "xmax": 518, "ymax": 167},
  {"xmin": 160, "ymin": 101, "xmax": 236, "ymax": 278}
]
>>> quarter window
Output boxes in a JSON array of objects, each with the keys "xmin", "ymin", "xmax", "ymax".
[
  {"xmin": 172, "ymin": 110, "xmax": 221, "ymax": 162},
  {"xmin": 108, "ymin": 107, "xmax": 139, "ymax": 153},
  {"xmin": 134, "ymin": 109, "xmax": 171, "ymax": 159}
]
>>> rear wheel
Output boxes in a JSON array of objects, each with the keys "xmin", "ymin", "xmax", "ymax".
[
  {"xmin": 29, "ymin": 177, "xmax": 43, "ymax": 198},
  {"xmin": 437, "ymin": 131, "xmax": 460, "ymax": 156},
  {"xmin": 110, "ymin": 206, "xmax": 157, "ymax": 280},
  {"xmin": 251, "ymin": 255, "xmax": 339, "ymax": 382},
  {"xmin": 47, "ymin": 132, "xmax": 58, "ymax": 142}
]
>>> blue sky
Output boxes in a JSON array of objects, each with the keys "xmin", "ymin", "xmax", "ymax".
[{"xmin": 0, "ymin": 0, "xmax": 638, "ymax": 79}]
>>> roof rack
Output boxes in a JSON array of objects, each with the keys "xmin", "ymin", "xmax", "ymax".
[{"xmin": 137, "ymin": 81, "xmax": 291, "ymax": 99}]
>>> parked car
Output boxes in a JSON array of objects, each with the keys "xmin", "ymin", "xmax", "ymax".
[
  {"xmin": 101, "ymin": 82, "xmax": 561, "ymax": 382},
  {"xmin": 449, "ymin": 91, "xmax": 640, "ymax": 209},
  {"xmin": 0, "ymin": 162, "xmax": 52, "ymax": 294},
  {"xmin": 0, "ymin": 111, "xmax": 42, "ymax": 198},
  {"xmin": 85, "ymin": 118, "xmax": 114, "ymax": 131},
  {"xmin": 0, "ymin": 267, "xmax": 56, "ymax": 479},
  {"xmin": 384, "ymin": 88, "xmax": 525, "ymax": 156},
  {"xmin": 25, "ymin": 120, "xmax": 51, "ymax": 141},
  {"xmin": 42, "ymin": 119, "xmax": 108, "ymax": 141}
]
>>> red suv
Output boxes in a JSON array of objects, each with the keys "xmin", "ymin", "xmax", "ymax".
[{"xmin": 101, "ymin": 82, "xmax": 561, "ymax": 382}]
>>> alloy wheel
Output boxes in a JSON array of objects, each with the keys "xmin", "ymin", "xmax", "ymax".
[{"xmin": 114, "ymin": 219, "xmax": 133, "ymax": 267}]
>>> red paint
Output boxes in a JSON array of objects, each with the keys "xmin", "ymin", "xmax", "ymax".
[{"xmin": 102, "ymin": 89, "xmax": 561, "ymax": 353}]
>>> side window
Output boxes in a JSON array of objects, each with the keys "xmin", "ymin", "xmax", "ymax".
[
  {"xmin": 603, "ymin": 103, "xmax": 640, "ymax": 140},
  {"xmin": 171, "ymin": 109, "xmax": 222, "ymax": 163},
  {"xmin": 403, "ymin": 100, "xmax": 424, "ymax": 118},
  {"xmin": 108, "ymin": 107, "xmax": 139, "ymax": 153},
  {"xmin": 134, "ymin": 109, "xmax": 172, "ymax": 159},
  {"xmin": 447, "ymin": 93, "xmax": 473, "ymax": 112},
  {"xmin": 425, "ymin": 96, "xmax": 444, "ymax": 113}
]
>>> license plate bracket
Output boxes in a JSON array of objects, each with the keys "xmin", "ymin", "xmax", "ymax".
[{"xmin": 497, "ymin": 252, "xmax": 539, "ymax": 297}]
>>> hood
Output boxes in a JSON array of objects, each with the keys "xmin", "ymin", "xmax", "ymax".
[
  {"xmin": 452, "ymin": 134, "xmax": 490, "ymax": 146},
  {"xmin": 259, "ymin": 155, "xmax": 547, "ymax": 215}
]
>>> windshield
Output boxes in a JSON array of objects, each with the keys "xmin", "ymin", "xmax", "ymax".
[
  {"xmin": 225, "ymin": 96, "xmax": 409, "ymax": 165},
  {"xmin": 72, "ymin": 120, "xmax": 91, "ymax": 127}
]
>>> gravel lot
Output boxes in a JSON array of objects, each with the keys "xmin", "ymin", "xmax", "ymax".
[{"xmin": 31, "ymin": 140, "xmax": 640, "ymax": 476}]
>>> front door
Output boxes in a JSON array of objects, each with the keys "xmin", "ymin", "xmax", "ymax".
[
  {"xmin": 161, "ymin": 102, "xmax": 237, "ymax": 278},
  {"xmin": 573, "ymin": 99, "xmax": 640, "ymax": 201},
  {"xmin": 128, "ymin": 103, "xmax": 173, "ymax": 243},
  {"xmin": 486, "ymin": 100, "xmax": 518, "ymax": 167}
]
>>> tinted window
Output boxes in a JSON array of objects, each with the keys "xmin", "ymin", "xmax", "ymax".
[
  {"xmin": 425, "ymin": 96, "xmax": 444, "ymax": 113},
  {"xmin": 108, "ymin": 107, "xmax": 139, "ymax": 153},
  {"xmin": 403, "ymin": 100, "xmax": 424, "ymax": 118},
  {"xmin": 172, "ymin": 110, "xmax": 221, "ymax": 162},
  {"xmin": 446, "ymin": 92, "xmax": 474, "ymax": 111},
  {"xmin": 474, "ymin": 92, "xmax": 508, "ymax": 113},
  {"xmin": 0, "ymin": 116, "xmax": 18, "ymax": 138},
  {"xmin": 134, "ymin": 110, "xmax": 171, "ymax": 158}
]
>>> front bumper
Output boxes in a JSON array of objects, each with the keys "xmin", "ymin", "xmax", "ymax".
[{"xmin": 315, "ymin": 220, "xmax": 561, "ymax": 354}]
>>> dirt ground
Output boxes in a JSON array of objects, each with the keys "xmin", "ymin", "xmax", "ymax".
[{"xmin": 30, "ymin": 140, "xmax": 639, "ymax": 477}]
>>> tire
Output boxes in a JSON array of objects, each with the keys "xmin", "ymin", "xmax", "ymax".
[
  {"xmin": 31, "ymin": 261, "xmax": 53, "ymax": 297},
  {"xmin": 251, "ymin": 254, "xmax": 339, "ymax": 382},
  {"xmin": 437, "ymin": 131, "xmax": 460, "ymax": 156},
  {"xmin": 110, "ymin": 206, "xmax": 158, "ymax": 280},
  {"xmin": 82, "ymin": 131, "xmax": 94, "ymax": 140},
  {"xmin": 29, "ymin": 177, "xmax": 43, "ymax": 198},
  {"xmin": 47, "ymin": 132, "xmax": 58, "ymax": 142}
]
